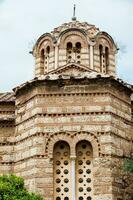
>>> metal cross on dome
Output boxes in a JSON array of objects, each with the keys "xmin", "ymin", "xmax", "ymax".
[{"xmin": 72, "ymin": 4, "xmax": 77, "ymax": 21}]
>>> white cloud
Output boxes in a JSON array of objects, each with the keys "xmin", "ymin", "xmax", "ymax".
[{"xmin": 0, "ymin": 0, "xmax": 133, "ymax": 91}]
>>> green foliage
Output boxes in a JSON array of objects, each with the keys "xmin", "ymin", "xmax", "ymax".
[
  {"xmin": 124, "ymin": 159, "xmax": 133, "ymax": 173},
  {"xmin": 0, "ymin": 174, "xmax": 43, "ymax": 200}
]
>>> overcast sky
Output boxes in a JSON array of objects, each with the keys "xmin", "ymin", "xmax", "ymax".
[{"xmin": 0, "ymin": 0, "xmax": 133, "ymax": 92}]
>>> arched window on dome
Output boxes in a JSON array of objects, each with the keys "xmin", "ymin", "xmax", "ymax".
[
  {"xmin": 75, "ymin": 42, "xmax": 81, "ymax": 64},
  {"xmin": 45, "ymin": 46, "xmax": 50, "ymax": 71},
  {"xmin": 99, "ymin": 44, "xmax": 103, "ymax": 73},
  {"xmin": 40, "ymin": 49, "xmax": 45, "ymax": 73},
  {"xmin": 66, "ymin": 42, "xmax": 73, "ymax": 63},
  {"xmin": 105, "ymin": 47, "xmax": 109, "ymax": 73}
]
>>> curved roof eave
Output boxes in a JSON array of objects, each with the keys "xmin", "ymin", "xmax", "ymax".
[
  {"xmin": 13, "ymin": 74, "xmax": 133, "ymax": 95},
  {"xmin": 95, "ymin": 31, "xmax": 118, "ymax": 49},
  {"xmin": 34, "ymin": 33, "xmax": 57, "ymax": 48},
  {"xmin": 58, "ymin": 28, "xmax": 88, "ymax": 39}
]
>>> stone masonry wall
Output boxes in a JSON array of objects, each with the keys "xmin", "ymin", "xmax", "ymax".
[
  {"xmin": 12, "ymin": 78, "xmax": 132, "ymax": 200},
  {"xmin": 0, "ymin": 102, "xmax": 15, "ymax": 174}
]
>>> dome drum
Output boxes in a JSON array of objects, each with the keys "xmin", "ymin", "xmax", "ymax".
[{"xmin": 33, "ymin": 21, "xmax": 117, "ymax": 78}]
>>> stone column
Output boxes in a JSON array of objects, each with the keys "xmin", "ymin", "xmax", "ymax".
[
  {"xmin": 89, "ymin": 41, "xmax": 95, "ymax": 70},
  {"xmin": 90, "ymin": 45, "xmax": 94, "ymax": 70},
  {"xmin": 70, "ymin": 156, "xmax": 76, "ymax": 200}
]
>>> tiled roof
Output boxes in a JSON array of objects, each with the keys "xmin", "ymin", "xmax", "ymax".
[
  {"xmin": 13, "ymin": 71, "xmax": 133, "ymax": 94},
  {"xmin": 35, "ymin": 21, "xmax": 100, "ymax": 47},
  {"xmin": 0, "ymin": 92, "xmax": 15, "ymax": 102}
]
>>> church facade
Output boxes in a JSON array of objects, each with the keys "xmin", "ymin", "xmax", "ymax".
[{"xmin": 0, "ymin": 18, "xmax": 133, "ymax": 200}]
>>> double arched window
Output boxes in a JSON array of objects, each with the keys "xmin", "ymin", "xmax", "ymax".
[
  {"xmin": 66, "ymin": 42, "xmax": 82, "ymax": 64},
  {"xmin": 105, "ymin": 47, "xmax": 109, "ymax": 68},
  {"xmin": 99, "ymin": 45, "xmax": 103, "ymax": 73},
  {"xmin": 54, "ymin": 140, "xmax": 93, "ymax": 200},
  {"xmin": 40, "ymin": 49, "xmax": 45, "ymax": 69},
  {"xmin": 40, "ymin": 45, "xmax": 50, "ymax": 73},
  {"xmin": 75, "ymin": 42, "xmax": 81, "ymax": 64},
  {"xmin": 67, "ymin": 42, "xmax": 73, "ymax": 62},
  {"xmin": 99, "ymin": 44, "xmax": 109, "ymax": 73}
]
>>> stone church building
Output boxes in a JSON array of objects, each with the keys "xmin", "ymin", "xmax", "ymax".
[{"xmin": 0, "ymin": 15, "xmax": 133, "ymax": 200}]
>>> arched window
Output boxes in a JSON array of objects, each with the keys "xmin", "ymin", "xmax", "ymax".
[
  {"xmin": 67, "ymin": 42, "xmax": 72, "ymax": 50},
  {"xmin": 41, "ymin": 49, "xmax": 45, "ymax": 63},
  {"xmin": 53, "ymin": 141, "xmax": 71, "ymax": 200},
  {"xmin": 46, "ymin": 46, "xmax": 50, "ymax": 55},
  {"xmin": 45, "ymin": 46, "xmax": 50, "ymax": 71},
  {"xmin": 40, "ymin": 49, "xmax": 45, "ymax": 73},
  {"xmin": 105, "ymin": 46, "xmax": 109, "ymax": 72},
  {"xmin": 53, "ymin": 140, "xmax": 93, "ymax": 200},
  {"xmin": 76, "ymin": 140, "xmax": 93, "ymax": 200},
  {"xmin": 66, "ymin": 42, "xmax": 82, "ymax": 64},
  {"xmin": 76, "ymin": 42, "xmax": 81, "ymax": 50},
  {"xmin": 75, "ymin": 42, "xmax": 81, "ymax": 64},
  {"xmin": 99, "ymin": 44, "xmax": 103, "ymax": 72},
  {"xmin": 66, "ymin": 42, "xmax": 73, "ymax": 63}
]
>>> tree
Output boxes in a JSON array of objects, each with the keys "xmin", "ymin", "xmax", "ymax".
[
  {"xmin": 122, "ymin": 158, "xmax": 133, "ymax": 200},
  {"xmin": 0, "ymin": 174, "xmax": 43, "ymax": 200},
  {"xmin": 124, "ymin": 159, "xmax": 133, "ymax": 173}
]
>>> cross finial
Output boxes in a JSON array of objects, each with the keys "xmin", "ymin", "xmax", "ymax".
[{"xmin": 72, "ymin": 4, "xmax": 77, "ymax": 21}]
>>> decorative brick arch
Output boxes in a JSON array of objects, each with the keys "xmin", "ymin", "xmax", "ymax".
[
  {"xmin": 94, "ymin": 32, "xmax": 116, "ymax": 51},
  {"xmin": 45, "ymin": 131, "xmax": 101, "ymax": 159},
  {"xmin": 58, "ymin": 30, "xmax": 88, "ymax": 49},
  {"xmin": 36, "ymin": 36, "xmax": 54, "ymax": 57},
  {"xmin": 73, "ymin": 132, "xmax": 100, "ymax": 158},
  {"xmin": 45, "ymin": 132, "xmax": 73, "ymax": 159}
]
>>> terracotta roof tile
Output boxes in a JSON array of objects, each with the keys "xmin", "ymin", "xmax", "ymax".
[{"xmin": 0, "ymin": 92, "xmax": 15, "ymax": 102}]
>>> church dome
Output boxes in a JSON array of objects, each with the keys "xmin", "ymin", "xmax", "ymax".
[{"xmin": 33, "ymin": 19, "xmax": 117, "ymax": 78}]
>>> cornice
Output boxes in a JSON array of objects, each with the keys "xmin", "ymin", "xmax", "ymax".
[
  {"xmin": 16, "ymin": 91, "xmax": 131, "ymax": 107},
  {"xmin": 15, "ymin": 110, "xmax": 132, "ymax": 127},
  {"xmin": 13, "ymin": 74, "xmax": 132, "ymax": 97}
]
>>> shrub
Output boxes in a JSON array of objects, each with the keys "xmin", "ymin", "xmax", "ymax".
[
  {"xmin": 0, "ymin": 174, "xmax": 43, "ymax": 200},
  {"xmin": 124, "ymin": 159, "xmax": 133, "ymax": 173}
]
